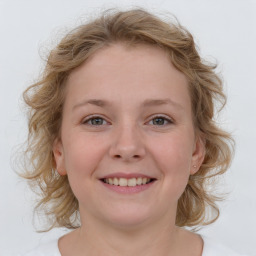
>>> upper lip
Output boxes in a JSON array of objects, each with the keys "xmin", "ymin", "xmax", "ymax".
[{"xmin": 100, "ymin": 172, "xmax": 156, "ymax": 179}]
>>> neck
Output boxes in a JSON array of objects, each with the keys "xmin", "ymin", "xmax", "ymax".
[
  {"xmin": 86, "ymin": 218, "xmax": 178, "ymax": 256},
  {"xmin": 59, "ymin": 208, "xmax": 203, "ymax": 256},
  {"xmin": 60, "ymin": 210, "xmax": 183, "ymax": 256}
]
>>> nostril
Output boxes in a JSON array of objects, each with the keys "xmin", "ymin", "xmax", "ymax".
[{"xmin": 114, "ymin": 155, "xmax": 140, "ymax": 159}]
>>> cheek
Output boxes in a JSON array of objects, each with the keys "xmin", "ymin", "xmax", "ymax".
[
  {"xmin": 150, "ymin": 133, "xmax": 193, "ymax": 197},
  {"xmin": 62, "ymin": 134, "xmax": 109, "ymax": 203},
  {"xmin": 63, "ymin": 133, "xmax": 107, "ymax": 177},
  {"xmin": 152, "ymin": 132, "xmax": 193, "ymax": 169}
]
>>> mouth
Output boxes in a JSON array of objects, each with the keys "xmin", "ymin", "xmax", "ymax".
[{"xmin": 100, "ymin": 177, "xmax": 156, "ymax": 187}]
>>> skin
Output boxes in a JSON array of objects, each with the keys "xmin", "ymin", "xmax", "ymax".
[{"xmin": 53, "ymin": 43, "xmax": 205, "ymax": 256}]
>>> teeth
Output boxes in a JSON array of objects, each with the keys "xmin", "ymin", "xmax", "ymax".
[
  {"xmin": 119, "ymin": 178, "xmax": 128, "ymax": 186},
  {"xmin": 137, "ymin": 177, "xmax": 142, "ymax": 185},
  {"xmin": 127, "ymin": 178, "xmax": 136, "ymax": 187},
  {"xmin": 142, "ymin": 177, "xmax": 147, "ymax": 185},
  {"xmin": 113, "ymin": 178, "xmax": 118, "ymax": 186},
  {"xmin": 103, "ymin": 177, "xmax": 152, "ymax": 186}
]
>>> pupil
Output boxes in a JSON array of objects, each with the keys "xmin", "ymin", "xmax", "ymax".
[
  {"xmin": 92, "ymin": 118, "xmax": 103, "ymax": 125},
  {"xmin": 153, "ymin": 118, "xmax": 164, "ymax": 125}
]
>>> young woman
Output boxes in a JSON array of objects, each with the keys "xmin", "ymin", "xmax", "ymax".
[{"xmin": 20, "ymin": 9, "xmax": 248, "ymax": 256}]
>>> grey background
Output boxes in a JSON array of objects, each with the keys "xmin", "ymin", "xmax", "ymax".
[{"xmin": 0, "ymin": 0, "xmax": 255, "ymax": 255}]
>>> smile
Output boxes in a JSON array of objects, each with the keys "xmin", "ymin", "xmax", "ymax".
[{"xmin": 102, "ymin": 177, "xmax": 155, "ymax": 187}]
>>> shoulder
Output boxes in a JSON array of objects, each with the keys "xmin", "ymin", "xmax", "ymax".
[
  {"xmin": 19, "ymin": 240, "xmax": 60, "ymax": 256},
  {"xmin": 202, "ymin": 236, "xmax": 250, "ymax": 256}
]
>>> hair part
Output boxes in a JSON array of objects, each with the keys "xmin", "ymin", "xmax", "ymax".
[{"xmin": 21, "ymin": 8, "xmax": 234, "ymax": 230}]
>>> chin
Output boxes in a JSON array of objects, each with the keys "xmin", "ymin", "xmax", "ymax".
[{"xmin": 101, "ymin": 206, "xmax": 156, "ymax": 229}]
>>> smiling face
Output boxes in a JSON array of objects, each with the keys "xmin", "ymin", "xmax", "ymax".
[{"xmin": 53, "ymin": 43, "xmax": 205, "ymax": 229}]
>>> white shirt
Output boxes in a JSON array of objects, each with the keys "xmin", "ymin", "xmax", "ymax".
[{"xmin": 19, "ymin": 236, "xmax": 250, "ymax": 256}]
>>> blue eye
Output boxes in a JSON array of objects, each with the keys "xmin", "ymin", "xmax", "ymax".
[
  {"xmin": 149, "ymin": 116, "xmax": 172, "ymax": 126},
  {"xmin": 83, "ymin": 117, "xmax": 107, "ymax": 126}
]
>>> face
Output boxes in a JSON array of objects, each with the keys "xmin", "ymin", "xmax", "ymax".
[{"xmin": 53, "ymin": 44, "xmax": 205, "ymax": 229}]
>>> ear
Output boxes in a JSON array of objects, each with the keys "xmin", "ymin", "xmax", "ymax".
[
  {"xmin": 190, "ymin": 135, "xmax": 205, "ymax": 175},
  {"xmin": 52, "ymin": 138, "xmax": 67, "ymax": 176}
]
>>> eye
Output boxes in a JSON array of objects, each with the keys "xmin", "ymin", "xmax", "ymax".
[
  {"xmin": 82, "ymin": 116, "xmax": 108, "ymax": 126},
  {"xmin": 148, "ymin": 116, "xmax": 173, "ymax": 126}
]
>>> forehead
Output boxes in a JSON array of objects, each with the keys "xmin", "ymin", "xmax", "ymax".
[
  {"xmin": 65, "ymin": 43, "xmax": 191, "ymax": 111},
  {"xmin": 73, "ymin": 43, "xmax": 176, "ymax": 77}
]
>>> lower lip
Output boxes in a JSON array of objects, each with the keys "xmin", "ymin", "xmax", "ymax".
[{"xmin": 100, "ymin": 180, "xmax": 156, "ymax": 194}]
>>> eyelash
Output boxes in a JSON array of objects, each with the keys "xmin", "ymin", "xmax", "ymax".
[
  {"xmin": 82, "ymin": 115, "xmax": 173, "ymax": 126},
  {"xmin": 147, "ymin": 115, "xmax": 173, "ymax": 126},
  {"xmin": 82, "ymin": 115, "xmax": 108, "ymax": 126}
]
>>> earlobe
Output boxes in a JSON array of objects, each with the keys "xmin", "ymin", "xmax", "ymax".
[
  {"xmin": 52, "ymin": 138, "xmax": 67, "ymax": 176},
  {"xmin": 190, "ymin": 136, "xmax": 205, "ymax": 175}
]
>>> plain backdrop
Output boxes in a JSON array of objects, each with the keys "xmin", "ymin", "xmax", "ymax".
[{"xmin": 0, "ymin": 0, "xmax": 255, "ymax": 255}]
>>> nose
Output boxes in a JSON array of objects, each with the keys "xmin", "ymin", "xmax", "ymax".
[{"xmin": 109, "ymin": 123, "xmax": 146, "ymax": 161}]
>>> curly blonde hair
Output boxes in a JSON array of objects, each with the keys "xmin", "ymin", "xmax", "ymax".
[{"xmin": 22, "ymin": 8, "xmax": 234, "ymax": 230}]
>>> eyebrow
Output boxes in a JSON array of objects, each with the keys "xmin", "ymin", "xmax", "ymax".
[
  {"xmin": 72, "ymin": 98, "xmax": 183, "ymax": 111},
  {"xmin": 142, "ymin": 99, "xmax": 183, "ymax": 109},
  {"xmin": 73, "ymin": 99, "xmax": 110, "ymax": 110}
]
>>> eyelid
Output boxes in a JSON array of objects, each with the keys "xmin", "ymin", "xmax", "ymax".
[
  {"xmin": 82, "ymin": 114, "xmax": 110, "ymax": 125},
  {"xmin": 81, "ymin": 114, "xmax": 174, "ymax": 126},
  {"xmin": 147, "ymin": 114, "xmax": 174, "ymax": 125}
]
